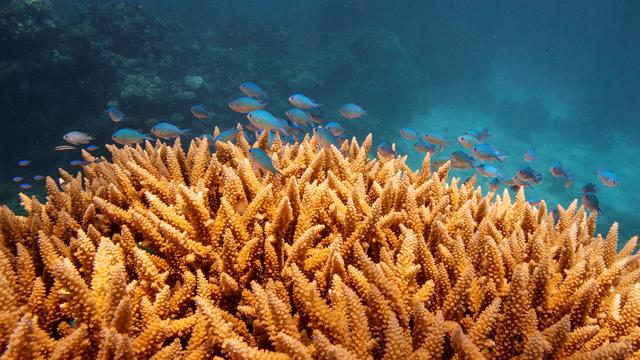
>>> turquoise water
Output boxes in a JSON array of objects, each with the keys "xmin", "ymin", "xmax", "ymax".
[{"xmin": 1, "ymin": 0, "xmax": 637, "ymax": 243}]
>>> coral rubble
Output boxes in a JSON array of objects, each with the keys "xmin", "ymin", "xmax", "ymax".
[{"xmin": 0, "ymin": 132, "xmax": 639, "ymax": 359}]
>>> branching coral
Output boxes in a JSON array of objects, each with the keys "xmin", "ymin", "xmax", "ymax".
[{"xmin": 0, "ymin": 131, "xmax": 639, "ymax": 359}]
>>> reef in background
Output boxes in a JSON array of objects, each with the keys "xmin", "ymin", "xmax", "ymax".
[{"xmin": 0, "ymin": 133, "xmax": 638, "ymax": 359}]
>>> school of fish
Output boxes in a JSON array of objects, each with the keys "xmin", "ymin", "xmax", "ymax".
[{"xmin": 10, "ymin": 82, "xmax": 616, "ymax": 214}]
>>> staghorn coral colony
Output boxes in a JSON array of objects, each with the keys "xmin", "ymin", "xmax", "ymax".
[{"xmin": 1, "ymin": 131, "xmax": 639, "ymax": 359}]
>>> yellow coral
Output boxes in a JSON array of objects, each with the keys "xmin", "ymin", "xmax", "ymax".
[{"xmin": 0, "ymin": 134, "xmax": 638, "ymax": 359}]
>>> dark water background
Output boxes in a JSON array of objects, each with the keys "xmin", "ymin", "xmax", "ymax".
[{"xmin": 1, "ymin": 0, "xmax": 638, "ymax": 243}]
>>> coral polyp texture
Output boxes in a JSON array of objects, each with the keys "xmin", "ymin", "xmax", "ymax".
[{"xmin": 1, "ymin": 130, "xmax": 639, "ymax": 359}]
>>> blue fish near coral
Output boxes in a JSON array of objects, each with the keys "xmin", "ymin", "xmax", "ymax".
[
  {"xmin": 33, "ymin": 175, "xmax": 44, "ymax": 181},
  {"xmin": 70, "ymin": 160, "xmax": 91, "ymax": 167},
  {"xmin": 476, "ymin": 164, "xmax": 502, "ymax": 178},
  {"xmin": 247, "ymin": 110, "xmax": 288, "ymax": 133},
  {"xmin": 112, "ymin": 129, "xmax": 153, "ymax": 145},
  {"xmin": 451, "ymin": 151, "xmax": 477, "ymax": 169},
  {"xmin": 12, "ymin": 176, "xmax": 23, "ymax": 182},
  {"xmin": 339, "ymin": 103, "xmax": 367, "ymax": 119},
  {"xmin": 582, "ymin": 191, "xmax": 604, "ymax": 214},
  {"xmin": 324, "ymin": 122, "xmax": 346, "ymax": 136},
  {"xmin": 595, "ymin": 170, "xmax": 618, "ymax": 187},
  {"xmin": 377, "ymin": 142, "xmax": 396, "ymax": 160},
  {"xmin": 19, "ymin": 183, "xmax": 33, "ymax": 190},
  {"xmin": 229, "ymin": 97, "xmax": 267, "ymax": 113},
  {"xmin": 524, "ymin": 147, "xmax": 536, "ymax": 162},
  {"xmin": 516, "ymin": 166, "xmax": 542, "ymax": 184},
  {"xmin": 105, "ymin": 105, "xmax": 126, "ymax": 122},
  {"xmin": 457, "ymin": 134, "xmax": 481, "ymax": 150},
  {"xmin": 423, "ymin": 131, "xmax": 448, "ymax": 152},
  {"xmin": 285, "ymin": 108, "xmax": 313, "ymax": 127},
  {"xmin": 414, "ymin": 140, "xmax": 436, "ymax": 154},
  {"xmin": 465, "ymin": 128, "xmax": 491, "ymax": 142},
  {"xmin": 313, "ymin": 127, "xmax": 339, "ymax": 149},
  {"xmin": 249, "ymin": 148, "xmax": 282, "ymax": 175},
  {"xmin": 240, "ymin": 82, "xmax": 268, "ymax": 100},
  {"xmin": 471, "ymin": 143, "xmax": 508, "ymax": 162},
  {"xmin": 151, "ymin": 122, "xmax": 189, "ymax": 139},
  {"xmin": 215, "ymin": 128, "xmax": 240, "ymax": 143},
  {"xmin": 288, "ymin": 94, "xmax": 321, "ymax": 109},
  {"xmin": 400, "ymin": 128, "xmax": 419, "ymax": 141},
  {"xmin": 191, "ymin": 104, "xmax": 211, "ymax": 119},
  {"xmin": 17, "ymin": 160, "xmax": 31, "ymax": 167}
]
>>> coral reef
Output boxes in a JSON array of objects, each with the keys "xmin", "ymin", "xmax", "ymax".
[{"xmin": 0, "ymin": 132, "xmax": 639, "ymax": 359}]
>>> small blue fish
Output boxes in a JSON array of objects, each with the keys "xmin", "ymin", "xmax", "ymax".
[
  {"xmin": 325, "ymin": 122, "xmax": 346, "ymax": 136},
  {"xmin": 12, "ymin": 176, "xmax": 23, "ymax": 182},
  {"xmin": 516, "ymin": 166, "xmax": 542, "ymax": 184},
  {"xmin": 451, "ymin": 151, "xmax": 477, "ymax": 169},
  {"xmin": 33, "ymin": 175, "xmax": 44, "ymax": 181},
  {"xmin": 288, "ymin": 94, "xmax": 321, "ymax": 109},
  {"xmin": 457, "ymin": 134, "xmax": 481, "ymax": 150},
  {"xmin": 150, "ymin": 122, "xmax": 189, "ymax": 139},
  {"xmin": 105, "ymin": 105, "xmax": 125, "ymax": 122},
  {"xmin": 313, "ymin": 127, "xmax": 338, "ymax": 148},
  {"xmin": 229, "ymin": 96, "xmax": 267, "ymax": 113},
  {"xmin": 377, "ymin": 142, "xmax": 395, "ymax": 160},
  {"xmin": 549, "ymin": 161, "xmax": 573, "ymax": 188},
  {"xmin": 85, "ymin": 145, "xmax": 99, "ymax": 151},
  {"xmin": 239, "ymin": 82, "xmax": 268, "ymax": 100},
  {"xmin": 414, "ymin": 140, "xmax": 436, "ymax": 154},
  {"xmin": 191, "ymin": 104, "xmax": 211, "ymax": 119},
  {"xmin": 19, "ymin": 183, "xmax": 33, "ymax": 190},
  {"xmin": 249, "ymin": 148, "xmax": 282, "ymax": 175},
  {"xmin": 339, "ymin": 103, "xmax": 367, "ymax": 119},
  {"xmin": 215, "ymin": 128, "xmax": 240, "ymax": 143},
  {"xmin": 476, "ymin": 164, "xmax": 502, "ymax": 178},
  {"xmin": 524, "ymin": 147, "xmax": 536, "ymax": 162},
  {"xmin": 247, "ymin": 110, "xmax": 288, "ymax": 132},
  {"xmin": 549, "ymin": 161, "xmax": 569, "ymax": 178},
  {"xmin": 423, "ymin": 131, "xmax": 448, "ymax": 152},
  {"xmin": 489, "ymin": 177, "xmax": 500, "ymax": 192},
  {"xmin": 504, "ymin": 176, "xmax": 534, "ymax": 189},
  {"xmin": 400, "ymin": 128, "xmax": 419, "ymax": 141},
  {"xmin": 471, "ymin": 144, "xmax": 508, "ymax": 162},
  {"xmin": 285, "ymin": 108, "xmax": 313, "ymax": 127},
  {"xmin": 307, "ymin": 107, "xmax": 325, "ymax": 124},
  {"xmin": 17, "ymin": 160, "xmax": 31, "ymax": 167},
  {"xmin": 112, "ymin": 129, "xmax": 153, "ymax": 145},
  {"xmin": 582, "ymin": 183, "xmax": 598, "ymax": 194},
  {"xmin": 595, "ymin": 170, "xmax": 618, "ymax": 187},
  {"xmin": 465, "ymin": 128, "xmax": 490, "ymax": 142},
  {"xmin": 432, "ymin": 159, "xmax": 448, "ymax": 170},
  {"xmin": 63, "ymin": 131, "xmax": 94, "ymax": 145},
  {"xmin": 70, "ymin": 160, "xmax": 91, "ymax": 167},
  {"xmin": 582, "ymin": 192, "xmax": 604, "ymax": 214}
]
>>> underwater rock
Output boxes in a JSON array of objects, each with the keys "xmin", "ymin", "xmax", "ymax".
[
  {"xmin": 183, "ymin": 75, "xmax": 206, "ymax": 90},
  {"xmin": 120, "ymin": 74, "xmax": 167, "ymax": 105}
]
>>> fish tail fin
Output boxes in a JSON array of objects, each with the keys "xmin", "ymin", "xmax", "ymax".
[
  {"xmin": 598, "ymin": 207, "xmax": 605, "ymax": 215},
  {"xmin": 498, "ymin": 155, "xmax": 509, "ymax": 162},
  {"xmin": 182, "ymin": 128, "xmax": 191, "ymax": 134},
  {"xmin": 439, "ymin": 143, "xmax": 445, "ymax": 152}
]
